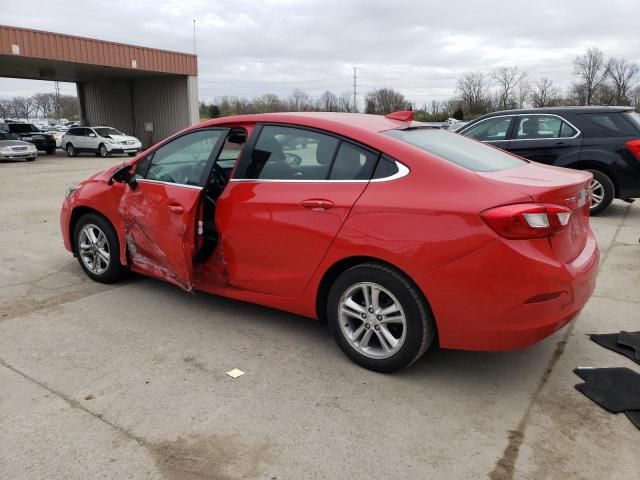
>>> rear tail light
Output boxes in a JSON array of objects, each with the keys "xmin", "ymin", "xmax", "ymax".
[
  {"xmin": 626, "ymin": 139, "xmax": 640, "ymax": 160},
  {"xmin": 481, "ymin": 203, "xmax": 572, "ymax": 239}
]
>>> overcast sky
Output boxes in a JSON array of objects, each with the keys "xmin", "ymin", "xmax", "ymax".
[{"xmin": 1, "ymin": 0, "xmax": 639, "ymax": 108}]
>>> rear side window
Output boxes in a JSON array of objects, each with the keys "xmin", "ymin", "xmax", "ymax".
[
  {"xmin": 579, "ymin": 112, "xmax": 638, "ymax": 136},
  {"xmin": 239, "ymin": 126, "xmax": 339, "ymax": 180},
  {"xmin": 623, "ymin": 112, "xmax": 640, "ymax": 133},
  {"xmin": 514, "ymin": 115, "xmax": 577, "ymax": 139},
  {"xmin": 329, "ymin": 142, "xmax": 378, "ymax": 180},
  {"xmin": 372, "ymin": 155, "xmax": 400, "ymax": 179},
  {"xmin": 384, "ymin": 128, "xmax": 525, "ymax": 172}
]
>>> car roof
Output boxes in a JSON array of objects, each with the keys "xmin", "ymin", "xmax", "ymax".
[
  {"xmin": 478, "ymin": 106, "xmax": 634, "ymax": 117},
  {"xmin": 199, "ymin": 112, "xmax": 423, "ymax": 135}
]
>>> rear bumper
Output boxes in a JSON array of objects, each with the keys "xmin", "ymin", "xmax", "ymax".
[{"xmin": 417, "ymin": 230, "xmax": 599, "ymax": 351}]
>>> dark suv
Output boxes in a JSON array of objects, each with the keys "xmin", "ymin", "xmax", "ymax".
[
  {"xmin": 458, "ymin": 107, "xmax": 640, "ymax": 214},
  {"xmin": 1, "ymin": 123, "xmax": 56, "ymax": 155}
]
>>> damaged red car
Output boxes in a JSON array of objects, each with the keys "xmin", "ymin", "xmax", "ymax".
[{"xmin": 60, "ymin": 111, "xmax": 599, "ymax": 372}]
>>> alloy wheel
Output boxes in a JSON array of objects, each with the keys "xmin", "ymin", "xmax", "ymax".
[
  {"xmin": 338, "ymin": 282, "xmax": 407, "ymax": 359},
  {"xmin": 78, "ymin": 223, "xmax": 110, "ymax": 275},
  {"xmin": 589, "ymin": 178, "xmax": 604, "ymax": 209},
  {"xmin": 99, "ymin": 145, "xmax": 108, "ymax": 157}
]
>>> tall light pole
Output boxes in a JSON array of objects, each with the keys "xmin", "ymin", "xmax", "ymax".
[
  {"xmin": 193, "ymin": 19, "xmax": 197, "ymax": 54},
  {"xmin": 353, "ymin": 66, "xmax": 357, "ymax": 113}
]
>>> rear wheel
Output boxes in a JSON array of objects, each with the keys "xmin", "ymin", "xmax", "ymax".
[
  {"xmin": 46, "ymin": 148, "xmax": 55, "ymax": 155},
  {"xmin": 586, "ymin": 169, "xmax": 614, "ymax": 216},
  {"xmin": 66, "ymin": 143, "xmax": 76, "ymax": 157},
  {"xmin": 327, "ymin": 263, "xmax": 436, "ymax": 373},
  {"xmin": 73, "ymin": 213, "xmax": 126, "ymax": 283}
]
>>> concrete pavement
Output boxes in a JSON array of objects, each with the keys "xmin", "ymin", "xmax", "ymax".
[{"xmin": 1, "ymin": 153, "xmax": 639, "ymax": 479}]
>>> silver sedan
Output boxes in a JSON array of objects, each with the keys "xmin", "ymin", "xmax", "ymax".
[{"xmin": 0, "ymin": 133, "xmax": 38, "ymax": 161}]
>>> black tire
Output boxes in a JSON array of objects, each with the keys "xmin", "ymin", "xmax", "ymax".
[
  {"xmin": 46, "ymin": 148, "xmax": 55, "ymax": 155},
  {"xmin": 66, "ymin": 143, "xmax": 76, "ymax": 157},
  {"xmin": 586, "ymin": 169, "xmax": 614, "ymax": 216},
  {"xmin": 73, "ymin": 213, "xmax": 126, "ymax": 284},
  {"xmin": 98, "ymin": 144, "xmax": 110, "ymax": 158},
  {"xmin": 26, "ymin": 156, "xmax": 36, "ymax": 162},
  {"xmin": 127, "ymin": 152, "xmax": 137, "ymax": 157},
  {"xmin": 327, "ymin": 263, "xmax": 436, "ymax": 373}
]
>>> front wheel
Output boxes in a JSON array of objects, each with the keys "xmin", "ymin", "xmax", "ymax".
[
  {"xmin": 46, "ymin": 148, "xmax": 55, "ymax": 155},
  {"xmin": 586, "ymin": 169, "xmax": 614, "ymax": 216},
  {"xmin": 327, "ymin": 263, "xmax": 436, "ymax": 373},
  {"xmin": 73, "ymin": 213, "xmax": 126, "ymax": 283},
  {"xmin": 127, "ymin": 152, "xmax": 137, "ymax": 157},
  {"xmin": 98, "ymin": 144, "xmax": 110, "ymax": 158}
]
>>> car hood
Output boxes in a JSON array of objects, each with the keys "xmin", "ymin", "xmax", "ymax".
[
  {"xmin": 107, "ymin": 134, "xmax": 139, "ymax": 142},
  {"xmin": 0, "ymin": 139, "xmax": 35, "ymax": 147}
]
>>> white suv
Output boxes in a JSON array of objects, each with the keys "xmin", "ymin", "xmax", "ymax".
[{"xmin": 62, "ymin": 126, "xmax": 142, "ymax": 158}]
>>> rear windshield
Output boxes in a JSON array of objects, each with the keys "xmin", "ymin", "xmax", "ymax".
[
  {"xmin": 9, "ymin": 123, "xmax": 40, "ymax": 133},
  {"xmin": 383, "ymin": 127, "xmax": 526, "ymax": 172}
]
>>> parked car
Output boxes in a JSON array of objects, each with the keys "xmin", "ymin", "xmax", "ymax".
[
  {"xmin": 0, "ymin": 131, "xmax": 38, "ymax": 161},
  {"xmin": 61, "ymin": 111, "xmax": 599, "ymax": 372},
  {"xmin": 458, "ymin": 106, "xmax": 640, "ymax": 215},
  {"xmin": 1, "ymin": 122, "xmax": 56, "ymax": 154},
  {"xmin": 61, "ymin": 126, "xmax": 142, "ymax": 158}
]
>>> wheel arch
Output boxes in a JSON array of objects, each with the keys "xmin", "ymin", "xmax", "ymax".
[
  {"xmin": 69, "ymin": 206, "xmax": 118, "ymax": 254},
  {"xmin": 315, "ymin": 256, "xmax": 435, "ymax": 329},
  {"xmin": 565, "ymin": 160, "xmax": 618, "ymax": 195}
]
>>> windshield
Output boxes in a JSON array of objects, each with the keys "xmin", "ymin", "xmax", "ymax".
[
  {"xmin": 10, "ymin": 123, "xmax": 40, "ymax": 133},
  {"xmin": 94, "ymin": 127, "xmax": 124, "ymax": 137},
  {"xmin": 383, "ymin": 127, "xmax": 526, "ymax": 172}
]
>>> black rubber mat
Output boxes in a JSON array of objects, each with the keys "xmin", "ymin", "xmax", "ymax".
[
  {"xmin": 626, "ymin": 410, "xmax": 640, "ymax": 429},
  {"xmin": 590, "ymin": 331, "xmax": 640, "ymax": 365},
  {"xmin": 574, "ymin": 367, "xmax": 640, "ymax": 412},
  {"xmin": 617, "ymin": 331, "xmax": 640, "ymax": 361}
]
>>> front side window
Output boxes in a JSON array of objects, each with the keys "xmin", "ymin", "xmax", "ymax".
[
  {"xmin": 384, "ymin": 127, "xmax": 525, "ymax": 172},
  {"xmin": 515, "ymin": 115, "xmax": 577, "ymax": 139},
  {"xmin": 143, "ymin": 129, "xmax": 225, "ymax": 186},
  {"xmin": 463, "ymin": 116, "xmax": 513, "ymax": 141},
  {"xmin": 241, "ymin": 126, "xmax": 339, "ymax": 180}
]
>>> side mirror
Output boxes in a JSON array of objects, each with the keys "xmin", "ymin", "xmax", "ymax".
[
  {"xmin": 109, "ymin": 164, "xmax": 136, "ymax": 188},
  {"xmin": 88, "ymin": 133, "xmax": 96, "ymax": 137}
]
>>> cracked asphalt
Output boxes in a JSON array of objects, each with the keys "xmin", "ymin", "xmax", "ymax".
[{"xmin": 1, "ymin": 153, "xmax": 639, "ymax": 479}]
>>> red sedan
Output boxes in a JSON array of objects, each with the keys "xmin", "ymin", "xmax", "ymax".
[{"xmin": 60, "ymin": 111, "xmax": 599, "ymax": 372}]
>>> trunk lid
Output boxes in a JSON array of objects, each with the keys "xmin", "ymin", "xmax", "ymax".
[{"xmin": 478, "ymin": 162, "xmax": 592, "ymax": 263}]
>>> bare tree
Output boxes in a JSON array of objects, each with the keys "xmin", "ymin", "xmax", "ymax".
[
  {"xmin": 337, "ymin": 91, "xmax": 355, "ymax": 112},
  {"xmin": 288, "ymin": 89, "xmax": 312, "ymax": 111},
  {"xmin": 364, "ymin": 88, "xmax": 408, "ymax": 115},
  {"xmin": 492, "ymin": 66, "xmax": 526, "ymax": 110},
  {"xmin": 33, "ymin": 92, "xmax": 55, "ymax": 118},
  {"xmin": 430, "ymin": 99, "xmax": 442, "ymax": 116},
  {"xmin": 456, "ymin": 72, "xmax": 489, "ymax": 115},
  {"xmin": 608, "ymin": 58, "xmax": 640, "ymax": 104},
  {"xmin": 516, "ymin": 78, "xmax": 531, "ymax": 109},
  {"xmin": 630, "ymin": 85, "xmax": 640, "ymax": 111},
  {"xmin": 317, "ymin": 90, "xmax": 339, "ymax": 111},
  {"xmin": 11, "ymin": 97, "xmax": 35, "ymax": 119},
  {"xmin": 0, "ymin": 99, "xmax": 12, "ymax": 118},
  {"xmin": 530, "ymin": 77, "xmax": 562, "ymax": 107},
  {"xmin": 573, "ymin": 47, "xmax": 612, "ymax": 105}
]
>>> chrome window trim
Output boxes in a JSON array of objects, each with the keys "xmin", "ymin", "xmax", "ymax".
[
  {"xmin": 135, "ymin": 178, "xmax": 203, "ymax": 190},
  {"xmin": 458, "ymin": 114, "xmax": 516, "ymax": 140},
  {"xmin": 511, "ymin": 113, "xmax": 581, "ymax": 140},
  {"xmin": 228, "ymin": 161, "xmax": 409, "ymax": 183}
]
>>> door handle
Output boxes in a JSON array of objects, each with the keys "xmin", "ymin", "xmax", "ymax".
[
  {"xmin": 168, "ymin": 203, "xmax": 184, "ymax": 214},
  {"xmin": 301, "ymin": 199, "xmax": 334, "ymax": 210}
]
